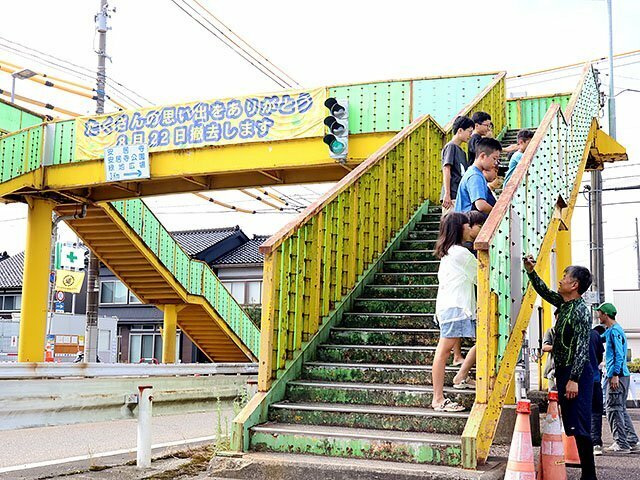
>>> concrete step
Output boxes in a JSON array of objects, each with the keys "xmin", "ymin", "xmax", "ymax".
[
  {"xmin": 269, "ymin": 402, "xmax": 469, "ymax": 435},
  {"xmin": 364, "ymin": 285, "xmax": 438, "ymax": 299},
  {"xmin": 330, "ymin": 327, "xmax": 439, "ymax": 346},
  {"xmin": 353, "ymin": 298, "xmax": 435, "ymax": 314},
  {"xmin": 374, "ymin": 272, "xmax": 439, "ymax": 286},
  {"xmin": 286, "ymin": 380, "xmax": 477, "ymax": 409},
  {"xmin": 303, "ymin": 362, "xmax": 473, "ymax": 386},
  {"xmin": 317, "ymin": 344, "xmax": 470, "ymax": 365},
  {"xmin": 210, "ymin": 451, "xmax": 506, "ymax": 480},
  {"xmin": 392, "ymin": 250, "xmax": 437, "ymax": 261},
  {"xmin": 329, "ymin": 327, "xmax": 473, "ymax": 347},
  {"xmin": 383, "ymin": 261, "xmax": 440, "ymax": 273},
  {"xmin": 400, "ymin": 239, "xmax": 437, "ymax": 250},
  {"xmin": 407, "ymin": 230, "xmax": 438, "ymax": 241},
  {"xmin": 249, "ymin": 423, "xmax": 463, "ymax": 466},
  {"xmin": 413, "ymin": 222, "xmax": 441, "ymax": 232},
  {"xmin": 340, "ymin": 312, "xmax": 438, "ymax": 329}
]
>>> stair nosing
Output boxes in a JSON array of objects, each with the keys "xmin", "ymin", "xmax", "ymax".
[
  {"xmin": 270, "ymin": 401, "xmax": 469, "ymax": 419},
  {"xmin": 356, "ymin": 298, "xmax": 436, "ymax": 302},
  {"xmin": 305, "ymin": 362, "xmax": 465, "ymax": 371},
  {"xmin": 320, "ymin": 344, "xmax": 468, "ymax": 352},
  {"xmin": 331, "ymin": 327, "xmax": 438, "ymax": 333},
  {"xmin": 251, "ymin": 423, "xmax": 462, "ymax": 445},
  {"xmin": 343, "ymin": 312, "xmax": 436, "ymax": 316},
  {"xmin": 287, "ymin": 380, "xmax": 474, "ymax": 395}
]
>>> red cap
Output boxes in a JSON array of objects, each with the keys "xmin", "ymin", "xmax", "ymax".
[
  {"xmin": 516, "ymin": 399, "xmax": 531, "ymax": 414},
  {"xmin": 548, "ymin": 391, "xmax": 558, "ymax": 402}
]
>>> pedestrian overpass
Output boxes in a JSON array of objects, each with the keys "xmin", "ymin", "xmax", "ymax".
[{"xmin": 0, "ymin": 65, "xmax": 627, "ymax": 468}]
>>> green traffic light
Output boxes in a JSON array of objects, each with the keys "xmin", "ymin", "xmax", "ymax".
[{"xmin": 331, "ymin": 140, "xmax": 346, "ymax": 154}]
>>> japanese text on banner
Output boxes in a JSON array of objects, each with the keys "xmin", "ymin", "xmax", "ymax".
[{"xmin": 75, "ymin": 88, "xmax": 327, "ymax": 160}]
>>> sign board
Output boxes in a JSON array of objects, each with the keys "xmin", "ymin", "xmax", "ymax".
[
  {"xmin": 55, "ymin": 291, "xmax": 65, "ymax": 302},
  {"xmin": 104, "ymin": 143, "xmax": 150, "ymax": 182},
  {"xmin": 75, "ymin": 88, "xmax": 327, "ymax": 160},
  {"xmin": 55, "ymin": 269, "xmax": 85, "ymax": 293},
  {"xmin": 54, "ymin": 301, "xmax": 65, "ymax": 313},
  {"xmin": 57, "ymin": 244, "xmax": 85, "ymax": 270}
]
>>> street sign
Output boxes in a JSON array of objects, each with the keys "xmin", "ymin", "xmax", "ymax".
[
  {"xmin": 104, "ymin": 143, "xmax": 150, "ymax": 182},
  {"xmin": 58, "ymin": 244, "xmax": 85, "ymax": 270},
  {"xmin": 55, "ymin": 291, "xmax": 65, "ymax": 302},
  {"xmin": 54, "ymin": 301, "xmax": 65, "ymax": 313}
]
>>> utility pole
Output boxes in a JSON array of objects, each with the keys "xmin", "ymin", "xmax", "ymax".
[
  {"xmin": 635, "ymin": 218, "xmax": 640, "ymax": 289},
  {"xmin": 85, "ymin": 0, "xmax": 110, "ymax": 362},
  {"xmin": 590, "ymin": 0, "xmax": 615, "ymax": 304}
]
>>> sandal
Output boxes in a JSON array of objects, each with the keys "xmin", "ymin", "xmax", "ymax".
[
  {"xmin": 453, "ymin": 377, "xmax": 476, "ymax": 390},
  {"xmin": 433, "ymin": 398, "xmax": 466, "ymax": 412}
]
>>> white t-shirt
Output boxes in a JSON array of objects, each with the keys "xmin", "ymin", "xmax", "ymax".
[{"xmin": 435, "ymin": 245, "xmax": 478, "ymax": 323}]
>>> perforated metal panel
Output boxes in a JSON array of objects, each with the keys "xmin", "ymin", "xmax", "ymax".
[
  {"xmin": 52, "ymin": 121, "xmax": 75, "ymax": 165},
  {"xmin": 487, "ymin": 67, "xmax": 601, "ymax": 369},
  {"xmin": 329, "ymin": 82, "xmax": 410, "ymax": 133},
  {"xmin": 412, "ymin": 75, "xmax": 495, "ymax": 126}
]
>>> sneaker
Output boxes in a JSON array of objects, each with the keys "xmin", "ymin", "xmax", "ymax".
[
  {"xmin": 607, "ymin": 443, "xmax": 631, "ymax": 453},
  {"xmin": 630, "ymin": 444, "xmax": 640, "ymax": 452},
  {"xmin": 593, "ymin": 445, "xmax": 603, "ymax": 456}
]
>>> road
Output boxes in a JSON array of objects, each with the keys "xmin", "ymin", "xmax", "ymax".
[{"xmin": 0, "ymin": 409, "xmax": 235, "ymax": 477}]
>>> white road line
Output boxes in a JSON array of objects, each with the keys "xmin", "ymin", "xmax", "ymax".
[{"xmin": 0, "ymin": 435, "xmax": 219, "ymax": 474}]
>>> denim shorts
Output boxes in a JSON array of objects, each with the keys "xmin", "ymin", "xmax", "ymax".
[{"xmin": 440, "ymin": 318, "xmax": 476, "ymax": 339}]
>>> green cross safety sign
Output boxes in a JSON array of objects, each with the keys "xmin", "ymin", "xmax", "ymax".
[{"xmin": 56, "ymin": 244, "xmax": 86, "ymax": 270}]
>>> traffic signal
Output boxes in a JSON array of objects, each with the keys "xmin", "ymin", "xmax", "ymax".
[{"xmin": 323, "ymin": 97, "xmax": 349, "ymax": 161}]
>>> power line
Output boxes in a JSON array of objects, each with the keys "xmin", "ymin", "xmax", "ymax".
[
  {"xmin": 190, "ymin": 0, "xmax": 300, "ymax": 87},
  {"xmin": 169, "ymin": 0, "xmax": 293, "ymax": 89},
  {"xmin": 0, "ymin": 36, "xmax": 150, "ymax": 107}
]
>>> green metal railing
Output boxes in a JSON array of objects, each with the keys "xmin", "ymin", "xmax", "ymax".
[
  {"xmin": 506, "ymin": 93, "xmax": 572, "ymax": 130},
  {"xmin": 463, "ymin": 65, "xmax": 602, "ymax": 468},
  {"xmin": 109, "ymin": 198, "xmax": 261, "ymax": 357},
  {"xmin": 0, "ymin": 125, "xmax": 43, "ymax": 182}
]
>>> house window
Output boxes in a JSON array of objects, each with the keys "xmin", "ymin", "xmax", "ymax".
[
  {"xmin": 0, "ymin": 294, "xmax": 22, "ymax": 311},
  {"xmin": 100, "ymin": 280, "xmax": 141, "ymax": 305},
  {"xmin": 128, "ymin": 324, "xmax": 179, "ymax": 363},
  {"xmin": 222, "ymin": 281, "xmax": 262, "ymax": 305}
]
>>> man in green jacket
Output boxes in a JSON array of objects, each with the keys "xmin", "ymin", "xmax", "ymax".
[{"xmin": 523, "ymin": 255, "xmax": 596, "ymax": 480}]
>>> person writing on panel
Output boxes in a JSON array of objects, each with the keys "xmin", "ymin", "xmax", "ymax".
[
  {"xmin": 440, "ymin": 116, "xmax": 474, "ymax": 215},
  {"xmin": 523, "ymin": 254, "xmax": 597, "ymax": 480},
  {"xmin": 454, "ymin": 138, "xmax": 502, "ymax": 213},
  {"xmin": 431, "ymin": 212, "xmax": 482, "ymax": 412}
]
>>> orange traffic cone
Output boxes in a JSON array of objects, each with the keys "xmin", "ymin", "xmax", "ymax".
[
  {"xmin": 505, "ymin": 399, "xmax": 536, "ymax": 480},
  {"xmin": 562, "ymin": 433, "xmax": 581, "ymax": 467},
  {"xmin": 539, "ymin": 391, "xmax": 566, "ymax": 480}
]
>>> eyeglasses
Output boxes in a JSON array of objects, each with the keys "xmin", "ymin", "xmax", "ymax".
[{"xmin": 480, "ymin": 122, "xmax": 492, "ymax": 128}]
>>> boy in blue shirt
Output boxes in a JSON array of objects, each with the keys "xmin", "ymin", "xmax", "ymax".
[
  {"xmin": 454, "ymin": 138, "xmax": 501, "ymax": 213},
  {"xmin": 597, "ymin": 302, "xmax": 639, "ymax": 453},
  {"xmin": 503, "ymin": 129, "xmax": 534, "ymax": 187}
]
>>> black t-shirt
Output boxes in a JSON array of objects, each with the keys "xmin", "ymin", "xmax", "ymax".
[
  {"xmin": 467, "ymin": 133, "xmax": 482, "ymax": 164},
  {"xmin": 440, "ymin": 141, "xmax": 468, "ymax": 201}
]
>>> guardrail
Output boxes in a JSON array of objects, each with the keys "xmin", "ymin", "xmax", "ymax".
[
  {"xmin": 506, "ymin": 93, "xmax": 572, "ymax": 130},
  {"xmin": 0, "ymin": 367, "xmax": 257, "ymax": 431},
  {"xmin": 0, "ymin": 362, "xmax": 257, "ymax": 379}
]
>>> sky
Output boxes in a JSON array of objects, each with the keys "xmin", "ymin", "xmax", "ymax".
[{"xmin": 0, "ymin": 0, "xmax": 639, "ymax": 298}]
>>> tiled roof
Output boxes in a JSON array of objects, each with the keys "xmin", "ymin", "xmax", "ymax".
[
  {"xmin": 0, "ymin": 252, "xmax": 24, "ymax": 288},
  {"xmin": 213, "ymin": 235, "xmax": 269, "ymax": 266},
  {"xmin": 172, "ymin": 226, "xmax": 240, "ymax": 255}
]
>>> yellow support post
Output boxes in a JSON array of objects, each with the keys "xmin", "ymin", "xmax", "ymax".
[
  {"xmin": 161, "ymin": 305, "xmax": 179, "ymax": 364},
  {"xmin": 556, "ymin": 228, "xmax": 572, "ymax": 274},
  {"xmin": 18, "ymin": 198, "xmax": 53, "ymax": 362},
  {"xmin": 539, "ymin": 251, "xmax": 553, "ymax": 390}
]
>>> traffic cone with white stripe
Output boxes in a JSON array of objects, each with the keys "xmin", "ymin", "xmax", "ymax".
[
  {"xmin": 505, "ymin": 399, "xmax": 536, "ymax": 480},
  {"xmin": 539, "ymin": 391, "xmax": 566, "ymax": 479}
]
